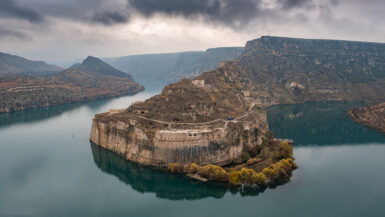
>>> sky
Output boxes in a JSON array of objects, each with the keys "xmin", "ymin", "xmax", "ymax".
[{"xmin": 0, "ymin": 0, "xmax": 384, "ymax": 66}]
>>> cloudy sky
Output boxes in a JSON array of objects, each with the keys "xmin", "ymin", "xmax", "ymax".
[{"xmin": 0, "ymin": 0, "xmax": 384, "ymax": 66}]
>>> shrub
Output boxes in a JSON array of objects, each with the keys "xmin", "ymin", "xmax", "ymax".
[
  {"xmin": 168, "ymin": 163, "xmax": 184, "ymax": 173},
  {"xmin": 188, "ymin": 163, "xmax": 200, "ymax": 174},
  {"xmin": 279, "ymin": 141, "xmax": 293, "ymax": 159},
  {"xmin": 229, "ymin": 171, "xmax": 241, "ymax": 185},
  {"xmin": 198, "ymin": 164, "xmax": 229, "ymax": 182},
  {"xmin": 246, "ymin": 157, "xmax": 262, "ymax": 165},
  {"xmin": 228, "ymin": 168, "xmax": 268, "ymax": 185},
  {"xmin": 252, "ymin": 172, "xmax": 267, "ymax": 185},
  {"xmin": 262, "ymin": 158, "xmax": 297, "ymax": 180},
  {"xmin": 262, "ymin": 167, "xmax": 278, "ymax": 179}
]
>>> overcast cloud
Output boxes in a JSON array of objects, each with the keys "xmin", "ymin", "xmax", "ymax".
[{"xmin": 0, "ymin": 0, "xmax": 384, "ymax": 66}]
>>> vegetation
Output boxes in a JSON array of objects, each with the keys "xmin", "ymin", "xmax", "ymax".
[
  {"xmin": 167, "ymin": 138, "xmax": 298, "ymax": 187},
  {"xmin": 262, "ymin": 158, "xmax": 298, "ymax": 180},
  {"xmin": 168, "ymin": 163, "xmax": 184, "ymax": 174},
  {"xmin": 246, "ymin": 157, "xmax": 262, "ymax": 165},
  {"xmin": 278, "ymin": 141, "xmax": 293, "ymax": 159},
  {"xmin": 198, "ymin": 165, "xmax": 229, "ymax": 182}
]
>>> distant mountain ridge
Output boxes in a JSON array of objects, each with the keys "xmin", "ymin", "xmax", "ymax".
[
  {"xmin": 0, "ymin": 56, "xmax": 143, "ymax": 113},
  {"xmin": 0, "ymin": 52, "xmax": 63, "ymax": 76},
  {"xmin": 104, "ymin": 47, "xmax": 244, "ymax": 87}
]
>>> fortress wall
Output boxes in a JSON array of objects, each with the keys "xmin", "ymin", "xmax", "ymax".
[
  {"xmin": 151, "ymin": 128, "xmax": 235, "ymax": 165},
  {"xmin": 90, "ymin": 112, "xmax": 269, "ymax": 167},
  {"xmin": 153, "ymin": 129, "xmax": 223, "ymax": 148}
]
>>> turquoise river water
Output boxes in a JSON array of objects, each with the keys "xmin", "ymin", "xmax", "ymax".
[{"xmin": 1, "ymin": 87, "xmax": 384, "ymax": 217}]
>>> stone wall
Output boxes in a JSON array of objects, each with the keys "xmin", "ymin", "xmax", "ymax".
[{"xmin": 90, "ymin": 112, "xmax": 268, "ymax": 167}]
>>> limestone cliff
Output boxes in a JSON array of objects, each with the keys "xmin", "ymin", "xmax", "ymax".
[{"xmin": 90, "ymin": 104, "xmax": 268, "ymax": 167}]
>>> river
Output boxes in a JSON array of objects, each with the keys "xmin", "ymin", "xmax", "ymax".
[{"xmin": 1, "ymin": 87, "xmax": 384, "ymax": 217}]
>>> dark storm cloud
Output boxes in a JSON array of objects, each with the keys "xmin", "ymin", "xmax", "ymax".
[
  {"xmin": 0, "ymin": 27, "xmax": 28, "ymax": 39},
  {"xmin": 278, "ymin": 0, "xmax": 313, "ymax": 9},
  {"xmin": 92, "ymin": 11, "xmax": 130, "ymax": 25},
  {"xmin": 0, "ymin": 0, "xmax": 43, "ymax": 23},
  {"xmin": 126, "ymin": 0, "xmax": 316, "ymax": 27},
  {"xmin": 5, "ymin": 0, "xmax": 317, "ymax": 27},
  {"xmin": 127, "ymin": 0, "xmax": 261, "ymax": 27}
]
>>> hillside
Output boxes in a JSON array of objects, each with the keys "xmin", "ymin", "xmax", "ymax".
[
  {"xmin": 350, "ymin": 102, "xmax": 385, "ymax": 134},
  {"xmin": 0, "ymin": 56, "xmax": 144, "ymax": 113},
  {"xmin": 238, "ymin": 36, "xmax": 385, "ymax": 104},
  {"xmin": 0, "ymin": 52, "xmax": 63, "ymax": 76},
  {"xmin": 104, "ymin": 47, "xmax": 244, "ymax": 87}
]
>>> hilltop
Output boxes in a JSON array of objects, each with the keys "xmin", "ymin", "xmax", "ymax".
[
  {"xmin": 0, "ymin": 56, "xmax": 144, "ymax": 113},
  {"xmin": 0, "ymin": 52, "xmax": 63, "ymax": 76}
]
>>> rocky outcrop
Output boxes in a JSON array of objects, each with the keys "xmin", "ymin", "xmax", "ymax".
[
  {"xmin": 350, "ymin": 102, "xmax": 385, "ymax": 134},
  {"xmin": 91, "ymin": 110, "xmax": 268, "ymax": 167},
  {"xmin": 91, "ymin": 53, "xmax": 272, "ymax": 167}
]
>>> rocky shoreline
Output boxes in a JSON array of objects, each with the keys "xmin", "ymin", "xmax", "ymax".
[{"xmin": 349, "ymin": 102, "xmax": 385, "ymax": 134}]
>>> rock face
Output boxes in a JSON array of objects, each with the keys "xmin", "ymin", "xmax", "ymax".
[
  {"xmin": 350, "ymin": 102, "xmax": 385, "ymax": 134},
  {"xmin": 91, "ymin": 36, "xmax": 385, "ymax": 167},
  {"xmin": 91, "ymin": 110, "xmax": 268, "ymax": 166}
]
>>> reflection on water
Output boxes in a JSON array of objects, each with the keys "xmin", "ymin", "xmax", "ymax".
[
  {"xmin": 90, "ymin": 102, "xmax": 385, "ymax": 200},
  {"xmin": 0, "ymin": 90, "xmax": 160, "ymax": 130},
  {"xmin": 0, "ymin": 96, "xmax": 126, "ymax": 130},
  {"xmin": 1, "ymin": 90, "xmax": 385, "ymax": 217},
  {"xmin": 267, "ymin": 102, "xmax": 385, "ymax": 146},
  {"xmin": 91, "ymin": 142, "xmax": 266, "ymax": 200},
  {"xmin": 0, "ymin": 103, "xmax": 84, "ymax": 129}
]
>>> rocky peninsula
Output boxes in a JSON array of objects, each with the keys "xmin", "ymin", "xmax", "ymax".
[
  {"xmin": 91, "ymin": 59, "xmax": 297, "ymax": 187},
  {"xmin": 350, "ymin": 102, "xmax": 385, "ymax": 134},
  {"xmin": 91, "ymin": 36, "xmax": 385, "ymax": 187}
]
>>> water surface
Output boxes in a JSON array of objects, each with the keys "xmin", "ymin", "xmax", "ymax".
[{"xmin": 1, "ymin": 89, "xmax": 384, "ymax": 217}]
